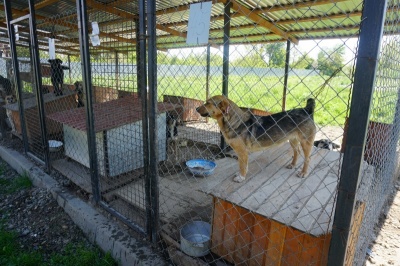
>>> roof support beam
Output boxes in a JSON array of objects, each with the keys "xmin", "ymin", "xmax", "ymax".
[
  {"xmin": 229, "ymin": 0, "xmax": 299, "ymax": 44},
  {"xmin": 23, "ymin": 0, "xmax": 59, "ymax": 12}
]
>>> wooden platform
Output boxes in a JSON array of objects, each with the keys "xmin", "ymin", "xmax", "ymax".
[
  {"xmin": 108, "ymin": 142, "xmax": 374, "ymax": 231},
  {"xmin": 53, "ymin": 137, "xmax": 373, "ymax": 265}
]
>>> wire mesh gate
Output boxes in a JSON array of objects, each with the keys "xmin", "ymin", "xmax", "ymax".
[{"xmin": 1, "ymin": 0, "xmax": 400, "ymax": 265}]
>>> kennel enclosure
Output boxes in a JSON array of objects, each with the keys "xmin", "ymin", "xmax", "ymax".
[{"xmin": 0, "ymin": 0, "xmax": 399, "ymax": 265}]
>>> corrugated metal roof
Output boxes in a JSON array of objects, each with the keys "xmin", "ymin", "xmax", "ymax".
[{"xmin": 0, "ymin": 0, "xmax": 395, "ymax": 55}]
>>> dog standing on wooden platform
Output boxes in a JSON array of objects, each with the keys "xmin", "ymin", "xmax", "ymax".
[
  {"xmin": 48, "ymin": 58, "xmax": 69, "ymax": 96},
  {"xmin": 74, "ymin": 81, "xmax": 85, "ymax": 108},
  {"xmin": 196, "ymin": 95, "xmax": 316, "ymax": 182}
]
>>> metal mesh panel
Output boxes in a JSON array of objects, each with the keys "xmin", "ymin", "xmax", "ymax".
[
  {"xmin": 4, "ymin": 13, "xmax": 46, "ymax": 161},
  {"xmin": 352, "ymin": 1, "xmax": 400, "ymax": 264},
  {"xmin": 1, "ymin": 0, "xmax": 399, "ymax": 265},
  {"xmin": 156, "ymin": 1, "xmax": 360, "ymax": 265}
]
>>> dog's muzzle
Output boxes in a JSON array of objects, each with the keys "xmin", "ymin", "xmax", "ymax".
[{"xmin": 196, "ymin": 106, "xmax": 210, "ymax": 117}]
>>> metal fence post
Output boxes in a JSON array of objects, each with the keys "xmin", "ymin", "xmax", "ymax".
[
  {"xmin": 76, "ymin": 0, "xmax": 100, "ymax": 203},
  {"xmin": 137, "ymin": 0, "xmax": 151, "ymax": 237},
  {"xmin": 327, "ymin": 0, "xmax": 388, "ymax": 265},
  {"xmin": 3, "ymin": 0, "xmax": 29, "ymax": 153},
  {"xmin": 28, "ymin": 0, "xmax": 50, "ymax": 172},
  {"xmin": 221, "ymin": 1, "xmax": 231, "ymax": 151},
  {"xmin": 282, "ymin": 40, "xmax": 291, "ymax": 111},
  {"xmin": 147, "ymin": 0, "xmax": 159, "ymax": 244}
]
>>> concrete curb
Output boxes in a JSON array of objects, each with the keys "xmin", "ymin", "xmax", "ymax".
[{"xmin": 0, "ymin": 145, "xmax": 169, "ymax": 266}]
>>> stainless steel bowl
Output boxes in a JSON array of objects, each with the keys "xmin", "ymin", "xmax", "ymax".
[
  {"xmin": 180, "ymin": 221, "xmax": 211, "ymax": 257},
  {"xmin": 48, "ymin": 140, "xmax": 63, "ymax": 152}
]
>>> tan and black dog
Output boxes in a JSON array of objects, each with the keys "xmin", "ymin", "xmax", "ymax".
[{"xmin": 196, "ymin": 95, "xmax": 316, "ymax": 182}]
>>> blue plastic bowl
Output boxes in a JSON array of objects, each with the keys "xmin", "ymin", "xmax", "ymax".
[{"xmin": 186, "ymin": 159, "xmax": 217, "ymax": 177}]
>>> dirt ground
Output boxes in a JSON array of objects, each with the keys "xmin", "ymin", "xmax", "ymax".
[
  {"xmin": 365, "ymin": 182, "xmax": 400, "ymax": 266},
  {"xmin": 0, "ymin": 155, "xmax": 96, "ymax": 261}
]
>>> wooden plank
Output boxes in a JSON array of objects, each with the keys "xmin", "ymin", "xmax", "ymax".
[
  {"xmin": 291, "ymin": 163, "xmax": 338, "ymax": 234},
  {"xmin": 112, "ymin": 175, "xmax": 212, "ymax": 223},
  {"xmin": 233, "ymin": 207, "xmax": 255, "ymax": 264},
  {"xmin": 211, "ymin": 198, "xmax": 227, "ymax": 257},
  {"xmin": 221, "ymin": 201, "xmax": 241, "ymax": 263},
  {"xmin": 300, "ymin": 234, "xmax": 326, "ymax": 265},
  {"xmin": 345, "ymin": 201, "xmax": 366, "ymax": 266},
  {"xmin": 249, "ymin": 216, "xmax": 270, "ymax": 266},
  {"xmin": 226, "ymin": 144, "xmax": 291, "ymax": 205},
  {"xmin": 252, "ymin": 148, "xmax": 328, "ymax": 226},
  {"xmin": 197, "ymin": 157, "xmax": 239, "ymax": 193},
  {"xmin": 321, "ymin": 233, "xmax": 332, "ymax": 265},
  {"xmin": 52, "ymin": 159, "xmax": 92, "ymax": 193},
  {"xmin": 272, "ymin": 149, "xmax": 336, "ymax": 229},
  {"xmin": 264, "ymin": 220, "xmax": 286, "ymax": 266},
  {"xmin": 281, "ymin": 227, "xmax": 304, "ymax": 265},
  {"xmin": 240, "ymin": 153, "xmax": 293, "ymax": 212}
]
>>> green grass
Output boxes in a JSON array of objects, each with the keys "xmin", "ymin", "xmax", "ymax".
[
  {"xmin": 0, "ymin": 165, "xmax": 117, "ymax": 266},
  {"xmin": 0, "ymin": 171, "xmax": 32, "ymax": 194},
  {"xmin": 91, "ymin": 73, "xmax": 353, "ymax": 126},
  {"xmin": 157, "ymin": 74, "xmax": 353, "ymax": 126},
  {"xmin": 0, "ymin": 224, "xmax": 116, "ymax": 266},
  {"xmin": 73, "ymin": 73, "xmax": 397, "ymax": 126}
]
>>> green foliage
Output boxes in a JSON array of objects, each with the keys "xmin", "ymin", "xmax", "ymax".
[
  {"xmin": 0, "ymin": 224, "xmax": 43, "ymax": 266},
  {"xmin": 0, "ymin": 173, "xmax": 32, "ymax": 194},
  {"xmin": 49, "ymin": 243, "xmax": 116, "ymax": 266},
  {"xmin": 317, "ymin": 45, "xmax": 345, "ymax": 76},
  {"xmin": 232, "ymin": 44, "xmax": 286, "ymax": 68},
  {"xmin": 0, "ymin": 223, "xmax": 117, "ymax": 266},
  {"xmin": 291, "ymin": 54, "xmax": 315, "ymax": 69},
  {"xmin": 265, "ymin": 43, "xmax": 286, "ymax": 67}
]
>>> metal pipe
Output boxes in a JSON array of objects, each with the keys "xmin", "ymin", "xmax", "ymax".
[
  {"xmin": 147, "ymin": 0, "xmax": 160, "ymax": 244},
  {"xmin": 282, "ymin": 40, "xmax": 291, "ymax": 111},
  {"xmin": 221, "ymin": 1, "xmax": 231, "ymax": 150},
  {"xmin": 137, "ymin": 0, "xmax": 150, "ymax": 237},
  {"xmin": 327, "ymin": 0, "xmax": 388, "ymax": 264},
  {"xmin": 3, "ymin": 0, "xmax": 29, "ymax": 153},
  {"xmin": 76, "ymin": 0, "xmax": 100, "ymax": 203},
  {"xmin": 206, "ymin": 44, "xmax": 211, "ymax": 123},
  {"xmin": 28, "ymin": 0, "xmax": 50, "ymax": 173},
  {"xmin": 206, "ymin": 44, "xmax": 211, "ymax": 101}
]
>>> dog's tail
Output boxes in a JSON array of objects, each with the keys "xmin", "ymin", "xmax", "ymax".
[{"xmin": 304, "ymin": 98, "xmax": 315, "ymax": 116}]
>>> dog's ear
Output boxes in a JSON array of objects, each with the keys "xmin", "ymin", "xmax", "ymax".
[{"xmin": 218, "ymin": 99, "xmax": 230, "ymax": 115}]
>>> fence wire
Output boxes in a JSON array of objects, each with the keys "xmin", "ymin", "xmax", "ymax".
[
  {"xmin": 352, "ymin": 1, "xmax": 400, "ymax": 264},
  {"xmin": 0, "ymin": 0, "xmax": 399, "ymax": 265}
]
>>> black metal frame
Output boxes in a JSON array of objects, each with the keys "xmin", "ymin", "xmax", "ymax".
[
  {"xmin": 328, "ymin": 0, "xmax": 388, "ymax": 264},
  {"xmin": 28, "ymin": 0, "xmax": 50, "ymax": 173},
  {"xmin": 2, "ymin": 0, "xmax": 394, "ymax": 262},
  {"xmin": 76, "ymin": 0, "xmax": 100, "ymax": 203},
  {"xmin": 4, "ymin": 0, "xmax": 50, "ymax": 171},
  {"xmin": 3, "ymin": 0, "xmax": 29, "ymax": 153},
  {"xmin": 147, "ymin": 0, "xmax": 160, "ymax": 244}
]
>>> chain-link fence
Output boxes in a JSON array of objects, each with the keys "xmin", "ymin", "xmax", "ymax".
[
  {"xmin": 1, "ymin": 0, "xmax": 399, "ymax": 265},
  {"xmin": 350, "ymin": 2, "xmax": 400, "ymax": 264}
]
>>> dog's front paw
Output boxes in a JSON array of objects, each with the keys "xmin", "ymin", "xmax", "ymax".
[
  {"xmin": 297, "ymin": 171, "xmax": 307, "ymax": 178},
  {"xmin": 286, "ymin": 163, "xmax": 295, "ymax": 169},
  {"xmin": 233, "ymin": 175, "xmax": 245, "ymax": 183}
]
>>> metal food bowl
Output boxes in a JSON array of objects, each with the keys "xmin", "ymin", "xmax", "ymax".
[
  {"xmin": 180, "ymin": 221, "xmax": 211, "ymax": 257},
  {"xmin": 186, "ymin": 159, "xmax": 216, "ymax": 177},
  {"xmin": 48, "ymin": 140, "xmax": 63, "ymax": 152}
]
